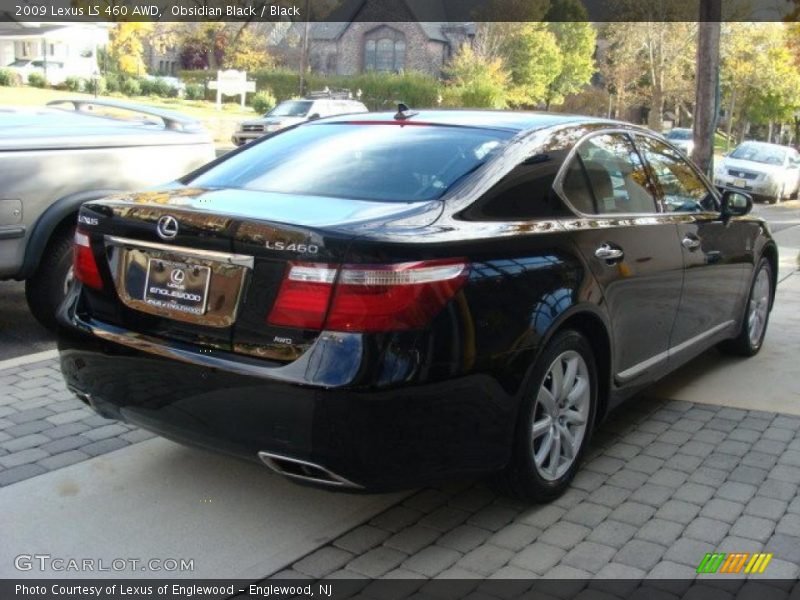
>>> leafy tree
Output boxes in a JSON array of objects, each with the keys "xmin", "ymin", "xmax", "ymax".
[
  {"xmin": 721, "ymin": 23, "xmax": 800, "ymax": 144},
  {"xmin": 544, "ymin": 21, "xmax": 596, "ymax": 109},
  {"xmin": 109, "ymin": 22, "xmax": 152, "ymax": 76},
  {"xmin": 600, "ymin": 20, "xmax": 696, "ymax": 128},
  {"xmin": 497, "ymin": 23, "xmax": 562, "ymax": 108},
  {"xmin": 443, "ymin": 44, "xmax": 508, "ymax": 109},
  {"xmin": 223, "ymin": 26, "xmax": 274, "ymax": 72}
]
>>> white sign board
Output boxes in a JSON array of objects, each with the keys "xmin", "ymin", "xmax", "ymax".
[{"xmin": 208, "ymin": 69, "xmax": 256, "ymax": 109}]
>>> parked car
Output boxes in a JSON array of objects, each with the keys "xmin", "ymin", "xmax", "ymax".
[
  {"xmin": 665, "ymin": 127, "xmax": 694, "ymax": 156},
  {"xmin": 232, "ymin": 91, "xmax": 368, "ymax": 145},
  {"xmin": 6, "ymin": 58, "xmax": 68, "ymax": 86},
  {"xmin": 714, "ymin": 141, "xmax": 800, "ymax": 204},
  {"xmin": 0, "ymin": 98, "xmax": 215, "ymax": 330},
  {"xmin": 58, "ymin": 110, "xmax": 776, "ymax": 500}
]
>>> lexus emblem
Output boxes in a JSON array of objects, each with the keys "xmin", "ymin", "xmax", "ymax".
[
  {"xmin": 170, "ymin": 268, "xmax": 185, "ymax": 285},
  {"xmin": 156, "ymin": 215, "xmax": 179, "ymax": 240}
]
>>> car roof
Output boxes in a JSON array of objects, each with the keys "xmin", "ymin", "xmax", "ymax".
[
  {"xmin": 0, "ymin": 105, "xmax": 210, "ymax": 150},
  {"xmin": 319, "ymin": 109, "xmax": 618, "ymax": 133}
]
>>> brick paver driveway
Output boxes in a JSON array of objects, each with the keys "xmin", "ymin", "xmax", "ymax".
[
  {"xmin": 274, "ymin": 397, "xmax": 800, "ymax": 588},
  {"xmin": 0, "ymin": 357, "xmax": 154, "ymax": 486},
  {"xmin": 3, "ymin": 357, "xmax": 800, "ymax": 594}
]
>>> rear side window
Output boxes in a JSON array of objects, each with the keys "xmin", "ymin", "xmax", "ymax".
[
  {"xmin": 561, "ymin": 134, "xmax": 657, "ymax": 215},
  {"xmin": 189, "ymin": 123, "xmax": 514, "ymax": 202}
]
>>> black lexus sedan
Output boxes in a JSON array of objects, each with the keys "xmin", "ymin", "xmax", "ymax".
[{"xmin": 57, "ymin": 110, "xmax": 777, "ymax": 501}]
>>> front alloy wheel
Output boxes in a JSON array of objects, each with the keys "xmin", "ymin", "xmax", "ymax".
[
  {"xmin": 494, "ymin": 329, "xmax": 597, "ymax": 502},
  {"xmin": 747, "ymin": 266, "xmax": 771, "ymax": 348},
  {"xmin": 719, "ymin": 257, "xmax": 773, "ymax": 357}
]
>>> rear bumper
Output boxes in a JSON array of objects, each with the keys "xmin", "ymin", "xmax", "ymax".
[{"xmin": 57, "ymin": 314, "xmax": 517, "ymax": 491}]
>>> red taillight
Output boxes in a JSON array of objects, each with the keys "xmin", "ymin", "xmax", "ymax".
[
  {"xmin": 267, "ymin": 259, "xmax": 469, "ymax": 332},
  {"xmin": 73, "ymin": 229, "xmax": 103, "ymax": 290},
  {"xmin": 267, "ymin": 263, "xmax": 336, "ymax": 329}
]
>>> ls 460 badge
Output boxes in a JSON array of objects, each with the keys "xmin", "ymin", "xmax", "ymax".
[{"xmin": 265, "ymin": 241, "xmax": 319, "ymax": 254}]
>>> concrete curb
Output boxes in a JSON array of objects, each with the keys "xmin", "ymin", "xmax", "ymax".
[{"xmin": 0, "ymin": 349, "xmax": 58, "ymax": 372}]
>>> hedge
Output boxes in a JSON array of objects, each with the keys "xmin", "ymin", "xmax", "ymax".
[{"xmin": 178, "ymin": 68, "xmax": 442, "ymax": 110}]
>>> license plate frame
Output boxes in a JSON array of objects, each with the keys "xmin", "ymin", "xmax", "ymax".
[
  {"xmin": 733, "ymin": 178, "xmax": 747, "ymax": 189},
  {"xmin": 143, "ymin": 258, "xmax": 211, "ymax": 316}
]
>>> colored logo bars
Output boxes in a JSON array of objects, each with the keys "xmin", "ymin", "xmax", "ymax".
[{"xmin": 696, "ymin": 552, "xmax": 773, "ymax": 574}]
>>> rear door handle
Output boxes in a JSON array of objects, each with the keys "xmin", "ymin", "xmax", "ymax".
[
  {"xmin": 594, "ymin": 243, "xmax": 624, "ymax": 261},
  {"xmin": 682, "ymin": 236, "xmax": 702, "ymax": 251}
]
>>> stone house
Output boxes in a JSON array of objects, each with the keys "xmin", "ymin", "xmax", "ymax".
[{"xmin": 268, "ymin": 0, "xmax": 475, "ymax": 77}]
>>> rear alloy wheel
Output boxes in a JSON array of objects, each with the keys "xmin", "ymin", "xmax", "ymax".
[
  {"xmin": 25, "ymin": 225, "xmax": 75, "ymax": 331},
  {"xmin": 531, "ymin": 350, "xmax": 591, "ymax": 481},
  {"xmin": 719, "ymin": 258, "xmax": 772, "ymax": 357},
  {"xmin": 494, "ymin": 329, "xmax": 597, "ymax": 502}
]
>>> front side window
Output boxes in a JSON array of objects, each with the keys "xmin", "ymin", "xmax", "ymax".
[
  {"xmin": 189, "ymin": 123, "xmax": 513, "ymax": 203},
  {"xmin": 561, "ymin": 133, "xmax": 656, "ymax": 215},
  {"xmin": 636, "ymin": 136, "xmax": 715, "ymax": 213}
]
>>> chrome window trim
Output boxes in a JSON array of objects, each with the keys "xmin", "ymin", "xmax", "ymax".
[
  {"xmin": 553, "ymin": 127, "xmax": 720, "ymax": 221},
  {"xmin": 615, "ymin": 319, "xmax": 735, "ymax": 383}
]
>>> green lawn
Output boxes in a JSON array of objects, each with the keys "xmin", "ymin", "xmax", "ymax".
[{"xmin": 0, "ymin": 85, "xmax": 255, "ymax": 145}]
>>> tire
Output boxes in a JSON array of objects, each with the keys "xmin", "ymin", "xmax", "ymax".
[
  {"xmin": 492, "ymin": 329, "xmax": 598, "ymax": 502},
  {"xmin": 25, "ymin": 225, "xmax": 75, "ymax": 331},
  {"xmin": 719, "ymin": 257, "xmax": 773, "ymax": 357}
]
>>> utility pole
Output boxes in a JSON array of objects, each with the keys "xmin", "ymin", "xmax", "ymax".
[
  {"xmin": 298, "ymin": 0, "xmax": 311, "ymax": 97},
  {"xmin": 692, "ymin": 0, "xmax": 722, "ymax": 176}
]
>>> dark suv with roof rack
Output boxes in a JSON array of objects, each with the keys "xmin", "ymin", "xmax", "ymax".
[{"xmin": 58, "ymin": 109, "xmax": 776, "ymax": 501}]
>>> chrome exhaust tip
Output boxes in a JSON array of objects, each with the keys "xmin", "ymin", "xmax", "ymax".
[{"xmin": 257, "ymin": 451, "xmax": 362, "ymax": 489}]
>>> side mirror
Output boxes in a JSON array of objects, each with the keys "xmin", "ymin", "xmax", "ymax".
[
  {"xmin": 721, "ymin": 189, "xmax": 752, "ymax": 218},
  {"xmin": 308, "ymin": 113, "xmax": 321, "ymax": 121}
]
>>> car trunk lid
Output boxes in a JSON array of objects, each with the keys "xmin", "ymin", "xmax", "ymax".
[{"xmin": 77, "ymin": 187, "xmax": 441, "ymax": 362}]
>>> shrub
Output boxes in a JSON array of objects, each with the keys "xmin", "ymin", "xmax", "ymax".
[
  {"xmin": 150, "ymin": 78, "xmax": 175, "ymax": 97},
  {"xmin": 81, "ymin": 76, "xmax": 106, "ymax": 96},
  {"xmin": 138, "ymin": 78, "xmax": 154, "ymax": 96},
  {"xmin": 0, "ymin": 69, "xmax": 19, "ymax": 86},
  {"xmin": 105, "ymin": 72, "xmax": 121, "ymax": 94},
  {"xmin": 121, "ymin": 77, "xmax": 141, "ymax": 96},
  {"xmin": 65, "ymin": 76, "xmax": 83, "ymax": 92},
  {"xmin": 184, "ymin": 83, "xmax": 205, "ymax": 101},
  {"xmin": 251, "ymin": 90, "xmax": 276, "ymax": 114},
  {"xmin": 28, "ymin": 72, "xmax": 46, "ymax": 88}
]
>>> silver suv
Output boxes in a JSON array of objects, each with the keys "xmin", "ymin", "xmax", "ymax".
[
  {"xmin": 232, "ymin": 91, "xmax": 368, "ymax": 146},
  {"xmin": 0, "ymin": 99, "xmax": 215, "ymax": 329}
]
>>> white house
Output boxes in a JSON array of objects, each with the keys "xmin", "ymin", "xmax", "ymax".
[{"xmin": 0, "ymin": 22, "xmax": 109, "ymax": 81}]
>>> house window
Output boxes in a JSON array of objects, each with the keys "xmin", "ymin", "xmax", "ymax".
[{"xmin": 363, "ymin": 27, "xmax": 406, "ymax": 72}]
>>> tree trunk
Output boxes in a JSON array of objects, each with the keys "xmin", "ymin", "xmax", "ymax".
[
  {"xmin": 768, "ymin": 121, "xmax": 773, "ymax": 143},
  {"xmin": 725, "ymin": 86, "xmax": 736, "ymax": 153},
  {"xmin": 691, "ymin": 9, "xmax": 721, "ymax": 176},
  {"xmin": 648, "ymin": 84, "xmax": 663, "ymax": 131}
]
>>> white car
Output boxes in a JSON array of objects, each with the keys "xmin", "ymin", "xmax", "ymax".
[
  {"xmin": 665, "ymin": 127, "xmax": 694, "ymax": 156},
  {"xmin": 6, "ymin": 59, "xmax": 68, "ymax": 86},
  {"xmin": 714, "ymin": 141, "xmax": 800, "ymax": 204}
]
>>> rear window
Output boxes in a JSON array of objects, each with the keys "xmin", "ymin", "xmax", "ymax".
[{"xmin": 189, "ymin": 123, "xmax": 514, "ymax": 202}]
